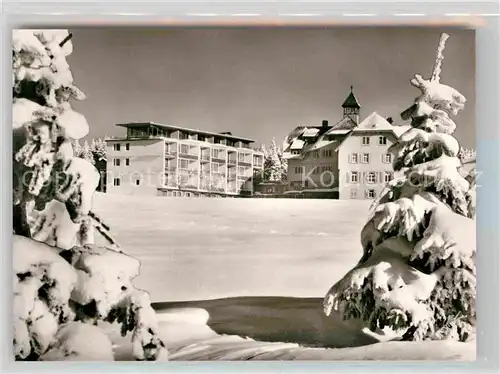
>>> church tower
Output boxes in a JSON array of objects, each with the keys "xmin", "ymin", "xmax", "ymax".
[{"xmin": 342, "ymin": 85, "xmax": 361, "ymax": 124}]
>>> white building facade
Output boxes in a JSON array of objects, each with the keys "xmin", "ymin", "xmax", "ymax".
[
  {"xmin": 106, "ymin": 122, "xmax": 264, "ymax": 197},
  {"xmin": 283, "ymin": 88, "xmax": 409, "ymax": 199}
]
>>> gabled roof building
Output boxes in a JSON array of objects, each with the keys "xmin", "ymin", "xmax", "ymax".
[{"xmin": 283, "ymin": 87, "xmax": 409, "ymax": 199}]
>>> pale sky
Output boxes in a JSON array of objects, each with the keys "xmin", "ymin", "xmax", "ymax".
[{"xmin": 67, "ymin": 26, "xmax": 476, "ymax": 148}]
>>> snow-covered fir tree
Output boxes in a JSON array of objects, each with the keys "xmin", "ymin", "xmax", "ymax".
[
  {"xmin": 73, "ymin": 138, "xmax": 107, "ymax": 165},
  {"xmin": 73, "ymin": 139, "xmax": 95, "ymax": 165},
  {"xmin": 13, "ymin": 30, "xmax": 166, "ymax": 361},
  {"xmin": 323, "ymin": 33, "xmax": 476, "ymax": 342},
  {"xmin": 89, "ymin": 137, "xmax": 107, "ymax": 163},
  {"xmin": 458, "ymin": 147, "xmax": 476, "ymax": 164},
  {"xmin": 262, "ymin": 138, "xmax": 287, "ymax": 182}
]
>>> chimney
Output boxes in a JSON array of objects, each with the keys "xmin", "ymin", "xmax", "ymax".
[
  {"xmin": 322, "ymin": 120, "xmax": 329, "ymax": 128},
  {"xmin": 386, "ymin": 117, "xmax": 394, "ymax": 124}
]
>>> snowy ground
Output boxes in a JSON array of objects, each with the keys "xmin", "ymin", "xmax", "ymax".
[
  {"xmin": 93, "ymin": 193, "xmax": 369, "ymax": 303},
  {"xmin": 93, "ymin": 193, "xmax": 475, "ymax": 361}
]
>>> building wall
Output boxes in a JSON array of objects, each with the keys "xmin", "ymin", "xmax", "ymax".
[
  {"xmin": 106, "ymin": 135, "xmax": 264, "ymax": 197},
  {"xmin": 338, "ymin": 132, "xmax": 397, "ymax": 200},
  {"xmin": 106, "ymin": 139, "xmax": 164, "ymax": 195},
  {"xmin": 162, "ymin": 138, "xmax": 263, "ymax": 196},
  {"xmin": 287, "ymin": 143, "xmax": 340, "ymax": 191}
]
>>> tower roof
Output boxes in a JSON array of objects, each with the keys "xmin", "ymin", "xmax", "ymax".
[{"xmin": 342, "ymin": 86, "xmax": 361, "ymax": 109}]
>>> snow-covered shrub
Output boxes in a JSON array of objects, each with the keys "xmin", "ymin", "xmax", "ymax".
[
  {"xmin": 324, "ymin": 33, "xmax": 476, "ymax": 342},
  {"xmin": 12, "ymin": 29, "xmax": 166, "ymax": 361}
]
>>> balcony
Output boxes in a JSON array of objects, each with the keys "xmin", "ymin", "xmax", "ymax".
[
  {"xmin": 237, "ymin": 167, "xmax": 252, "ymax": 178},
  {"xmin": 238, "ymin": 154, "xmax": 252, "ymax": 166},
  {"xmin": 178, "ymin": 173, "xmax": 199, "ymax": 190},
  {"xmin": 212, "ymin": 157, "xmax": 226, "ymax": 164},
  {"xmin": 200, "ymin": 151, "xmax": 211, "ymax": 162},
  {"xmin": 164, "ymin": 173, "xmax": 178, "ymax": 188},
  {"xmin": 211, "ymin": 149, "xmax": 226, "ymax": 163},
  {"xmin": 227, "ymin": 183, "xmax": 238, "ymax": 194},
  {"xmin": 179, "ymin": 144, "xmax": 199, "ymax": 159},
  {"xmin": 179, "ymin": 168, "xmax": 199, "ymax": 177},
  {"xmin": 165, "ymin": 149, "xmax": 177, "ymax": 158},
  {"xmin": 200, "ymin": 177, "xmax": 211, "ymax": 191}
]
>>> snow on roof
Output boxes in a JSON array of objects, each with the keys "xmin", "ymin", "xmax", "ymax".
[
  {"xmin": 326, "ymin": 129, "xmax": 351, "ymax": 135},
  {"xmin": 393, "ymin": 124, "xmax": 412, "ymax": 137},
  {"xmin": 353, "ymin": 112, "xmax": 407, "ymax": 137},
  {"xmin": 302, "ymin": 128, "xmax": 320, "ymax": 137},
  {"xmin": 290, "ymin": 139, "xmax": 305, "ymax": 150},
  {"xmin": 309, "ymin": 139, "xmax": 338, "ymax": 150},
  {"xmin": 355, "ymin": 112, "xmax": 393, "ymax": 130},
  {"xmin": 325, "ymin": 117, "xmax": 357, "ymax": 135}
]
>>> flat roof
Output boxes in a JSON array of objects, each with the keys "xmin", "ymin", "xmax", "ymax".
[{"xmin": 116, "ymin": 122, "xmax": 256, "ymax": 143}]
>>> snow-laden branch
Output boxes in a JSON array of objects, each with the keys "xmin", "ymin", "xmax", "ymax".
[{"xmin": 324, "ymin": 33, "xmax": 476, "ymax": 342}]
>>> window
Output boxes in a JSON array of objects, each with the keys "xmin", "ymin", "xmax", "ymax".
[
  {"xmin": 383, "ymin": 153, "xmax": 392, "ymax": 163},
  {"xmin": 180, "ymin": 144, "xmax": 189, "ymax": 155},
  {"xmin": 362, "ymin": 136, "xmax": 370, "ymax": 146},
  {"xmin": 126, "ymin": 143, "xmax": 130, "ymax": 151},
  {"xmin": 294, "ymin": 166, "xmax": 303, "ymax": 174},
  {"xmin": 212, "ymin": 162, "xmax": 224, "ymax": 173},
  {"xmin": 238, "ymin": 153, "xmax": 249, "ymax": 163},
  {"xmin": 135, "ymin": 179, "xmax": 141, "ymax": 186},
  {"xmin": 379, "ymin": 136, "xmax": 387, "ymax": 145},
  {"xmin": 113, "ymin": 158, "xmax": 120, "ymax": 166},
  {"xmin": 312, "ymin": 151, "xmax": 319, "ymax": 159},
  {"xmin": 367, "ymin": 172, "xmax": 376, "ymax": 183},
  {"xmin": 350, "ymin": 171, "xmax": 359, "ymax": 183},
  {"xmin": 362, "ymin": 153, "xmax": 370, "ymax": 164},
  {"xmin": 179, "ymin": 159, "xmax": 189, "ymax": 169},
  {"xmin": 323, "ymin": 149, "xmax": 332, "ymax": 158},
  {"xmin": 367, "ymin": 189, "xmax": 376, "ymax": 199},
  {"xmin": 350, "ymin": 188, "xmax": 357, "ymax": 199},
  {"xmin": 384, "ymin": 172, "xmax": 394, "ymax": 183},
  {"xmin": 125, "ymin": 158, "xmax": 130, "ymax": 166},
  {"xmin": 113, "ymin": 178, "xmax": 120, "ymax": 186},
  {"xmin": 350, "ymin": 153, "xmax": 359, "ymax": 163},
  {"xmin": 292, "ymin": 150, "xmax": 301, "ymax": 155},
  {"xmin": 212, "ymin": 148, "xmax": 223, "ymax": 159},
  {"xmin": 113, "ymin": 143, "xmax": 121, "ymax": 151},
  {"xmin": 253, "ymin": 155, "xmax": 263, "ymax": 166}
]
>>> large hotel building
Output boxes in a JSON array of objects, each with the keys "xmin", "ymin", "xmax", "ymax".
[{"xmin": 105, "ymin": 122, "xmax": 264, "ymax": 197}]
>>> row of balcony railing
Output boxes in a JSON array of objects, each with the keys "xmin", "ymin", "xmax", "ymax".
[
  {"xmin": 165, "ymin": 145, "xmax": 262, "ymax": 166},
  {"xmin": 164, "ymin": 172, "xmax": 253, "ymax": 192},
  {"xmin": 165, "ymin": 166, "xmax": 253, "ymax": 177}
]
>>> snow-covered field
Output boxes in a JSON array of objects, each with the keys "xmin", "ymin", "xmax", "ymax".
[
  {"xmin": 93, "ymin": 193, "xmax": 370, "ymax": 303},
  {"xmin": 93, "ymin": 193, "xmax": 475, "ymax": 361}
]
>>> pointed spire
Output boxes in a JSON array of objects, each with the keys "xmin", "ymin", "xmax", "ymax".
[{"xmin": 342, "ymin": 86, "xmax": 360, "ymax": 109}]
